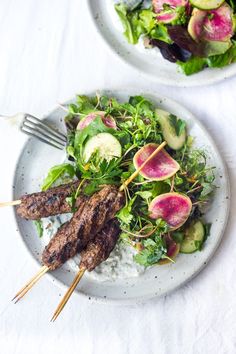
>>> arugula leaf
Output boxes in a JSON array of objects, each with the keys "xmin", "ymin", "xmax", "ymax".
[
  {"xmin": 75, "ymin": 95, "xmax": 96, "ymax": 113},
  {"xmin": 135, "ymin": 190, "xmax": 152, "ymax": 202},
  {"xmin": 41, "ymin": 163, "xmax": 75, "ymax": 191},
  {"xmin": 200, "ymin": 182, "xmax": 214, "ymax": 198},
  {"xmin": 34, "ymin": 220, "xmax": 43, "ymax": 238},
  {"xmin": 169, "ymin": 114, "xmax": 186, "ymax": 136},
  {"xmin": 83, "ymin": 181, "xmax": 101, "ymax": 196},
  {"xmin": 194, "ymin": 240, "xmax": 203, "ymax": 251},
  {"xmin": 203, "ymin": 223, "xmax": 211, "ymax": 242},
  {"xmin": 117, "ymin": 196, "xmax": 137, "ymax": 225}
]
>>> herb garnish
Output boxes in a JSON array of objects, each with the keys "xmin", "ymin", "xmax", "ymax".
[{"xmin": 34, "ymin": 220, "xmax": 43, "ymax": 238}]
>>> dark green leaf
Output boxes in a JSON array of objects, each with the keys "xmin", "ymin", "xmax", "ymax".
[
  {"xmin": 34, "ymin": 220, "xmax": 43, "ymax": 238},
  {"xmin": 41, "ymin": 163, "xmax": 75, "ymax": 191},
  {"xmin": 172, "ymin": 231, "xmax": 184, "ymax": 243},
  {"xmin": 169, "ymin": 114, "xmax": 186, "ymax": 136}
]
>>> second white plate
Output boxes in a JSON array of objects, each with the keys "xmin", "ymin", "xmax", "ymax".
[{"xmin": 86, "ymin": 0, "xmax": 236, "ymax": 87}]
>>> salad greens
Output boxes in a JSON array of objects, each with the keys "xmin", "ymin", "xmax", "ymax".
[
  {"xmin": 43, "ymin": 94, "xmax": 215, "ymax": 267},
  {"xmin": 114, "ymin": 1, "xmax": 236, "ymax": 75},
  {"xmin": 41, "ymin": 163, "xmax": 75, "ymax": 191},
  {"xmin": 34, "ymin": 220, "xmax": 43, "ymax": 238}
]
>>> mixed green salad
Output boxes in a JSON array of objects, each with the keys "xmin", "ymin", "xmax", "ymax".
[
  {"xmin": 41, "ymin": 94, "xmax": 215, "ymax": 267},
  {"xmin": 114, "ymin": 0, "xmax": 236, "ymax": 75}
]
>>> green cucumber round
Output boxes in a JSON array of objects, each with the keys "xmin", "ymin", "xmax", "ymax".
[
  {"xmin": 190, "ymin": 0, "xmax": 224, "ymax": 10},
  {"xmin": 180, "ymin": 220, "xmax": 205, "ymax": 254},
  {"xmin": 83, "ymin": 132, "xmax": 122, "ymax": 162}
]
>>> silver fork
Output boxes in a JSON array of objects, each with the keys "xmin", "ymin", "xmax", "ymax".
[
  {"xmin": 21, "ymin": 114, "xmax": 67, "ymax": 150},
  {"xmin": 1, "ymin": 113, "xmax": 67, "ymax": 150}
]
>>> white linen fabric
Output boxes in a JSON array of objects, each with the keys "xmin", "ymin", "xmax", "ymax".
[{"xmin": 0, "ymin": 1, "xmax": 236, "ymax": 354}]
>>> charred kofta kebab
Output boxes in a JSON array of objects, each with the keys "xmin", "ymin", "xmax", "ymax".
[
  {"xmin": 13, "ymin": 184, "xmax": 124, "ymax": 299},
  {"xmin": 10, "ymin": 142, "xmax": 166, "ymax": 320}
]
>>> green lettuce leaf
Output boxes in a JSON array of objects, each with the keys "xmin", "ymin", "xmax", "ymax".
[
  {"xmin": 178, "ymin": 42, "xmax": 236, "ymax": 76},
  {"xmin": 115, "ymin": 4, "xmax": 145, "ymax": 44}
]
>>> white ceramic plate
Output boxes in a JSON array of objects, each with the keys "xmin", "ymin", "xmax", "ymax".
[
  {"xmin": 86, "ymin": 0, "xmax": 236, "ymax": 87},
  {"xmin": 12, "ymin": 89, "xmax": 230, "ymax": 304}
]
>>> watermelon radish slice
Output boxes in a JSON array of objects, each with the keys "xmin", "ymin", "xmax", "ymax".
[
  {"xmin": 158, "ymin": 234, "xmax": 180, "ymax": 264},
  {"xmin": 156, "ymin": 10, "xmax": 178, "ymax": 24},
  {"xmin": 188, "ymin": 3, "xmax": 234, "ymax": 42},
  {"xmin": 153, "ymin": 0, "xmax": 188, "ymax": 23},
  {"xmin": 149, "ymin": 192, "xmax": 192, "ymax": 229},
  {"xmin": 77, "ymin": 111, "xmax": 117, "ymax": 130},
  {"xmin": 153, "ymin": 0, "xmax": 188, "ymax": 13},
  {"xmin": 133, "ymin": 143, "xmax": 180, "ymax": 181}
]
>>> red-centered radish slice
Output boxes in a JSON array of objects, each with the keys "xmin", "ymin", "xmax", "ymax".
[
  {"xmin": 157, "ymin": 11, "xmax": 178, "ymax": 23},
  {"xmin": 153, "ymin": 0, "xmax": 188, "ymax": 13},
  {"xmin": 149, "ymin": 192, "xmax": 192, "ymax": 229},
  {"xmin": 77, "ymin": 111, "xmax": 117, "ymax": 130},
  {"xmin": 133, "ymin": 143, "xmax": 179, "ymax": 181},
  {"xmin": 188, "ymin": 3, "xmax": 233, "ymax": 42},
  {"xmin": 153, "ymin": 0, "xmax": 189, "ymax": 23},
  {"xmin": 158, "ymin": 234, "xmax": 180, "ymax": 264}
]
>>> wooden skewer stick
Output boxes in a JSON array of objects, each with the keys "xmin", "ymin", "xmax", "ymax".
[
  {"xmin": 0, "ymin": 200, "xmax": 21, "ymax": 208},
  {"xmin": 119, "ymin": 141, "xmax": 167, "ymax": 192},
  {"xmin": 51, "ymin": 268, "xmax": 86, "ymax": 322},
  {"xmin": 51, "ymin": 141, "xmax": 167, "ymax": 321},
  {"xmin": 12, "ymin": 265, "xmax": 49, "ymax": 303}
]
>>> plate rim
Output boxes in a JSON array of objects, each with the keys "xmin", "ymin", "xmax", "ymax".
[
  {"xmin": 85, "ymin": 0, "xmax": 236, "ymax": 87},
  {"xmin": 12, "ymin": 88, "xmax": 231, "ymax": 305}
]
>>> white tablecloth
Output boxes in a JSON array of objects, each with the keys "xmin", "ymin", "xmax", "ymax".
[{"xmin": 0, "ymin": 1, "xmax": 236, "ymax": 353}]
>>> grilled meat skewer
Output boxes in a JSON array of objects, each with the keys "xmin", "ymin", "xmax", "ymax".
[
  {"xmin": 13, "ymin": 186, "xmax": 124, "ymax": 303},
  {"xmin": 51, "ymin": 219, "xmax": 120, "ymax": 321},
  {"xmin": 80, "ymin": 218, "xmax": 120, "ymax": 271},
  {"xmin": 42, "ymin": 184, "xmax": 124, "ymax": 270},
  {"xmin": 16, "ymin": 181, "xmax": 82, "ymax": 220}
]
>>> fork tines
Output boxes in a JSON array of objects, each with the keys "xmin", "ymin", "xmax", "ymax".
[{"xmin": 21, "ymin": 114, "xmax": 67, "ymax": 150}]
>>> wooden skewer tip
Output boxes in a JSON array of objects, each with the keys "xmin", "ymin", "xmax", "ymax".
[
  {"xmin": 12, "ymin": 265, "xmax": 49, "ymax": 303},
  {"xmin": 51, "ymin": 268, "xmax": 86, "ymax": 322}
]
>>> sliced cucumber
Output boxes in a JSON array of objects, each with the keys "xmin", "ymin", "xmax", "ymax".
[
  {"xmin": 180, "ymin": 220, "xmax": 205, "ymax": 254},
  {"xmin": 83, "ymin": 132, "xmax": 122, "ymax": 162},
  {"xmin": 190, "ymin": 0, "xmax": 224, "ymax": 10},
  {"xmin": 156, "ymin": 109, "xmax": 186, "ymax": 150},
  {"xmin": 204, "ymin": 40, "xmax": 232, "ymax": 56}
]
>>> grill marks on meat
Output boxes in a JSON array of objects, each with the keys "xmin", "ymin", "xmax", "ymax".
[
  {"xmin": 80, "ymin": 219, "xmax": 120, "ymax": 271},
  {"xmin": 16, "ymin": 181, "xmax": 81, "ymax": 220},
  {"xmin": 42, "ymin": 185, "xmax": 125, "ymax": 270}
]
